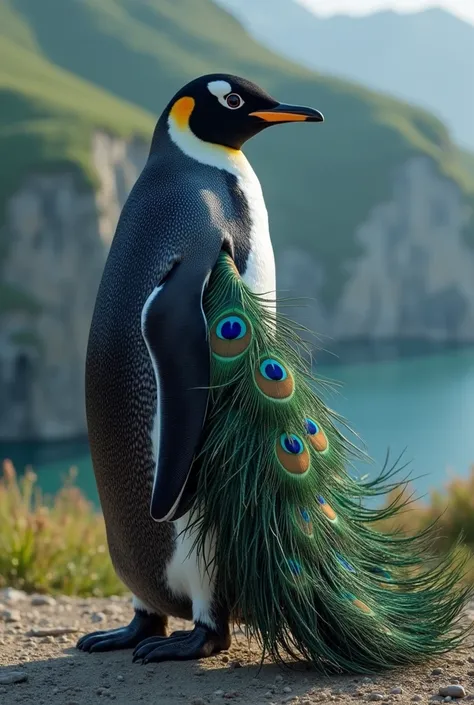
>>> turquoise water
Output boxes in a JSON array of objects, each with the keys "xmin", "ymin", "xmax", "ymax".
[{"xmin": 2, "ymin": 348, "xmax": 474, "ymax": 505}]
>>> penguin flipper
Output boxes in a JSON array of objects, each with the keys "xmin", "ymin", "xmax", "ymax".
[{"xmin": 141, "ymin": 252, "xmax": 219, "ymax": 523}]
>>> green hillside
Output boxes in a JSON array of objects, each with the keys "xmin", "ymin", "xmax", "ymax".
[{"xmin": 2, "ymin": 0, "xmax": 474, "ymax": 306}]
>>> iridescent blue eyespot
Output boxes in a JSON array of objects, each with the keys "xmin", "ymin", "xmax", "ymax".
[
  {"xmin": 300, "ymin": 508, "xmax": 311, "ymax": 523},
  {"xmin": 260, "ymin": 359, "xmax": 287, "ymax": 382},
  {"xmin": 317, "ymin": 495, "xmax": 326, "ymax": 505},
  {"xmin": 304, "ymin": 418, "xmax": 319, "ymax": 435},
  {"xmin": 336, "ymin": 554, "xmax": 356, "ymax": 573},
  {"xmin": 280, "ymin": 434, "xmax": 303, "ymax": 455},
  {"xmin": 288, "ymin": 559, "xmax": 303, "ymax": 576},
  {"xmin": 216, "ymin": 316, "xmax": 247, "ymax": 341}
]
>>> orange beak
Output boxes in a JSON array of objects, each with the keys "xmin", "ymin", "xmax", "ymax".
[{"xmin": 249, "ymin": 103, "xmax": 324, "ymax": 123}]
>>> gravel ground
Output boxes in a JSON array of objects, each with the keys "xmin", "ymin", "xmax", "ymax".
[{"xmin": 2, "ymin": 588, "xmax": 474, "ymax": 705}]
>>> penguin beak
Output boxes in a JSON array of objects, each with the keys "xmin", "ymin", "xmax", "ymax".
[{"xmin": 249, "ymin": 103, "xmax": 324, "ymax": 123}]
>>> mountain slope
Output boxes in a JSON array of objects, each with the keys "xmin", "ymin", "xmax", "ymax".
[
  {"xmin": 0, "ymin": 1, "xmax": 154, "ymax": 213},
  {"xmin": 3, "ymin": 0, "xmax": 474, "ymax": 307},
  {"xmin": 214, "ymin": 1, "xmax": 474, "ymax": 151},
  {"xmin": 0, "ymin": 2, "xmax": 155, "ymax": 313}
]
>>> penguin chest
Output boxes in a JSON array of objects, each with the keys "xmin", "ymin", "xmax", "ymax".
[{"xmin": 233, "ymin": 158, "xmax": 276, "ymax": 300}]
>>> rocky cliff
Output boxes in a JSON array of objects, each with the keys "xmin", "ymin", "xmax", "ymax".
[
  {"xmin": 1, "ymin": 147, "xmax": 473, "ymax": 441},
  {"xmin": 0, "ymin": 133, "xmax": 148, "ymax": 441},
  {"xmin": 277, "ymin": 156, "xmax": 474, "ymax": 347}
]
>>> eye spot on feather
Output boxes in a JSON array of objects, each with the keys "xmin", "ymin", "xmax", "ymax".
[
  {"xmin": 287, "ymin": 558, "xmax": 303, "ymax": 577},
  {"xmin": 304, "ymin": 417, "xmax": 328, "ymax": 453},
  {"xmin": 297, "ymin": 507, "xmax": 314, "ymax": 537},
  {"xmin": 344, "ymin": 592, "xmax": 373, "ymax": 615},
  {"xmin": 255, "ymin": 359, "xmax": 294, "ymax": 400},
  {"xmin": 276, "ymin": 434, "xmax": 310, "ymax": 474},
  {"xmin": 336, "ymin": 554, "xmax": 356, "ymax": 573},
  {"xmin": 316, "ymin": 494, "xmax": 337, "ymax": 522},
  {"xmin": 210, "ymin": 313, "xmax": 251, "ymax": 359}
]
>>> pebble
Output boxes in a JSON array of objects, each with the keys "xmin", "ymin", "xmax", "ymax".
[
  {"xmin": 27, "ymin": 627, "xmax": 78, "ymax": 637},
  {"xmin": 1, "ymin": 609, "xmax": 21, "ymax": 622},
  {"xmin": 230, "ymin": 660, "xmax": 242, "ymax": 669},
  {"xmin": 0, "ymin": 671, "xmax": 28, "ymax": 685},
  {"xmin": 265, "ymin": 693, "xmax": 275, "ymax": 699},
  {"xmin": 468, "ymin": 673, "xmax": 474, "ymax": 677},
  {"xmin": 283, "ymin": 687, "xmax": 293, "ymax": 694},
  {"xmin": 221, "ymin": 655, "xmax": 229, "ymax": 663},
  {"xmin": 31, "ymin": 594, "xmax": 57, "ymax": 606},
  {"xmin": 224, "ymin": 693, "xmax": 239, "ymax": 700},
  {"xmin": 117, "ymin": 675, "xmax": 124, "ymax": 682},
  {"xmin": 412, "ymin": 697, "xmax": 423, "ymax": 702},
  {"xmin": 282, "ymin": 698, "xmax": 298, "ymax": 704},
  {"xmin": 91, "ymin": 612, "xmax": 106, "ymax": 623},
  {"xmin": 214, "ymin": 690, "xmax": 225, "ymax": 696},
  {"xmin": 368, "ymin": 695, "xmax": 384, "ymax": 702},
  {"xmin": 190, "ymin": 699, "xmax": 206, "ymax": 705},
  {"xmin": 0, "ymin": 588, "xmax": 27, "ymax": 603},
  {"xmin": 439, "ymin": 686, "xmax": 466, "ymax": 699},
  {"xmin": 433, "ymin": 670, "xmax": 444, "ymax": 676},
  {"xmin": 391, "ymin": 688, "xmax": 403, "ymax": 695}
]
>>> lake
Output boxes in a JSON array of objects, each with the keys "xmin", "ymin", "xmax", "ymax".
[{"xmin": 2, "ymin": 347, "xmax": 474, "ymax": 506}]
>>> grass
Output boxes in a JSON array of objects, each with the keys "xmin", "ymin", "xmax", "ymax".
[
  {"xmin": 0, "ymin": 459, "xmax": 125, "ymax": 597},
  {"xmin": 2, "ymin": 456, "xmax": 474, "ymax": 596},
  {"xmin": 2, "ymin": 0, "xmax": 474, "ymax": 307}
]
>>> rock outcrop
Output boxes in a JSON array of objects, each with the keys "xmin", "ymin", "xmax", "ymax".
[
  {"xmin": 277, "ymin": 156, "xmax": 474, "ymax": 345},
  {"xmin": 0, "ymin": 133, "xmax": 147, "ymax": 441}
]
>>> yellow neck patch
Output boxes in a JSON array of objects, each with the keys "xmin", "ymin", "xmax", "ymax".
[
  {"xmin": 170, "ymin": 96, "xmax": 195, "ymax": 130},
  {"xmin": 168, "ymin": 95, "xmax": 241, "ymax": 158}
]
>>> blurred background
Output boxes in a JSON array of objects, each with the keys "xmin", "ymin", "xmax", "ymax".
[{"xmin": 1, "ymin": 0, "xmax": 474, "ymax": 506}]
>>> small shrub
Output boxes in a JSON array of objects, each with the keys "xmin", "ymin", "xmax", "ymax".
[{"xmin": 0, "ymin": 459, "xmax": 126, "ymax": 596}]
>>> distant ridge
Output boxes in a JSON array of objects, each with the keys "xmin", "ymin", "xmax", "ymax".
[{"xmin": 215, "ymin": 0, "xmax": 474, "ymax": 150}]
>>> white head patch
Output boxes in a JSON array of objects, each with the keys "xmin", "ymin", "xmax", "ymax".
[{"xmin": 207, "ymin": 80, "xmax": 233, "ymax": 107}]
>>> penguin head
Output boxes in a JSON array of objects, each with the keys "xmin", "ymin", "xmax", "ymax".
[{"xmin": 163, "ymin": 73, "xmax": 324, "ymax": 151}]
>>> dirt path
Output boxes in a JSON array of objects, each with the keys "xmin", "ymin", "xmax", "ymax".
[{"xmin": 1, "ymin": 589, "xmax": 474, "ymax": 705}]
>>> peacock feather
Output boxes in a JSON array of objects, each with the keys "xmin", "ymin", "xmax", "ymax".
[{"xmin": 192, "ymin": 251, "xmax": 471, "ymax": 673}]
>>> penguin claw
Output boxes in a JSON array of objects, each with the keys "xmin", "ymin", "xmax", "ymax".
[
  {"xmin": 132, "ymin": 624, "xmax": 230, "ymax": 664},
  {"xmin": 76, "ymin": 610, "xmax": 167, "ymax": 653}
]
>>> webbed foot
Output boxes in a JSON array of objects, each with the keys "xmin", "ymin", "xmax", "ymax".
[
  {"xmin": 76, "ymin": 610, "xmax": 167, "ymax": 653},
  {"xmin": 132, "ymin": 622, "xmax": 231, "ymax": 664}
]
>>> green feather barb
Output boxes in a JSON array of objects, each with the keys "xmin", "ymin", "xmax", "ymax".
[{"xmin": 193, "ymin": 251, "xmax": 471, "ymax": 673}]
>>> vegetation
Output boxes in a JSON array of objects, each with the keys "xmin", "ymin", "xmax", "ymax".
[
  {"xmin": 2, "ymin": 0, "xmax": 474, "ymax": 307},
  {"xmin": 2, "ymin": 456, "xmax": 474, "ymax": 596},
  {"xmin": 0, "ymin": 459, "xmax": 125, "ymax": 596}
]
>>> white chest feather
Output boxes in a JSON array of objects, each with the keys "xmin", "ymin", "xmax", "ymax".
[
  {"xmin": 167, "ymin": 113, "xmax": 276, "ymax": 300},
  {"xmin": 166, "ymin": 513, "xmax": 216, "ymax": 629}
]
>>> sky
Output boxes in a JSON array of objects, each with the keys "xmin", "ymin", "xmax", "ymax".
[{"xmin": 298, "ymin": 0, "xmax": 474, "ymax": 24}]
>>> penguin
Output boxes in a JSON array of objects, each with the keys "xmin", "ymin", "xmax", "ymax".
[{"xmin": 77, "ymin": 73, "xmax": 324, "ymax": 663}]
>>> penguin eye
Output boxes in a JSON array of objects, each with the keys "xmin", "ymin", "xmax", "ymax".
[{"xmin": 225, "ymin": 93, "xmax": 244, "ymax": 110}]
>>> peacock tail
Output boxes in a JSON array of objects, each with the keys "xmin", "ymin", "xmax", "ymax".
[{"xmin": 192, "ymin": 251, "xmax": 471, "ymax": 674}]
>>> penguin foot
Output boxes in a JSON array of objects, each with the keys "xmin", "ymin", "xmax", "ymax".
[
  {"xmin": 76, "ymin": 609, "xmax": 167, "ymax": 653},
  {"xmin": 132, "ymin": 622, "xmax": 231, "ymax": 664}
]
